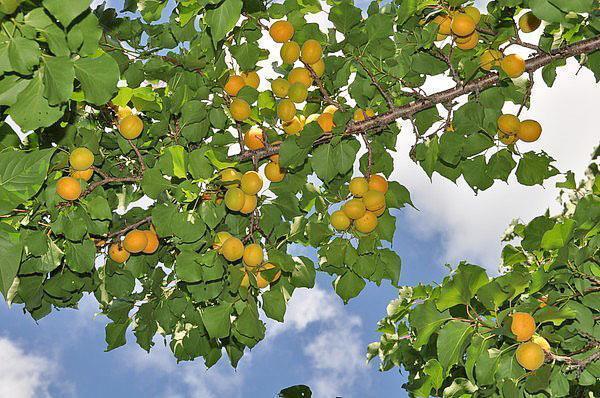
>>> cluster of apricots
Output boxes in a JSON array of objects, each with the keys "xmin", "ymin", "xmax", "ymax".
[
  {"xmin": 497, "ymin": 114, "xmax": 542, "ymax": 145},
  {"xmin": 55, "ymin": 147, "xmax": 95, "ymax": 201},
  {"xmin": 117, "ymin": 106, "xmax": 145, "ymax": 139},
  {"xmin": 329, "ymin": 175, "xmax": 389, "ymax": 234},
  {"xmin": 212, "ymin": 231, "xmax": 281, "ymax": 289},
  {"xmin": 224, "ymin": 71, "xmax": 261, "ymax": 121},
  {"xmin": 242, "ymin": 127, "xmax": 286, "ymax": 182},
  {"xmin": 510, "ymin": 312, "xmax": 551, "ymax": 371},
  {"xmin": 222, "ymin": 168, "xmax": 263, "ymax": 214},
  {"xmin": 108, "ymin": 228, "xmax": 160, "ymax": 263}
]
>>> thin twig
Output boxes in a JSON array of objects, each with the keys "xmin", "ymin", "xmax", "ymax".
[
  {"xmin": 355, "ymin": 57, "xmax": 394, "ymax": 108},
  {"xmin": 303, "ymin": 62, "xmax": 345, "ymax": 111},
  {"xmin": 107, "ymin": 216, "xmax": 153, "ymax": 240},
  {"xmin": 128, "ymin": 140, "xmax": 146, "ymax": 173},
  {"xmin": 517, "ymin": 71, "xmax": 534, "ymax": 116}
]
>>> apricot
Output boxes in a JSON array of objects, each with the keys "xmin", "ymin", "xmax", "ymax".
[
  {"xmin": 271, "ymin": 78, "xmax": 290, "ymax": 98},
  {"xmin": 117, "ymin": 106, "xmax": 132, "ymax": 120},
  {"xmin": 498, "ymin": 131, "xmax": 519, "ymax": 145},
  {"xmin": 517, "ymin": 120, "xmax": 542, "ymax": 142},
  {"xmin": 283, "ymin": 115, "xmax": 305, "ymax": 135},
  {"xmin": 373, "ymin": 204, "xmax": 386, "ymax": 217},
  {"xmin": 436, "ymin": 33, "xmax": 448, "ymax": 42},
  {"xmin": 230, "ymin": 98, "xmax": 251, "ymax": 121},
  {"xmin": 362, "ymin": 190, "xmax": 385, "ymax": 211},
  {"xmin": 288, "ymin": 67, "xmax": 313, "ymax": 88},
  {"xmin": 277, "ymin": 99, "xmax": 296, "ymax": 122},
  {"xmin": 220, "ymin": 168, "xmax": 242, "ymax": 185},
  {"xmin": 243, "ymin": 243, "xmax": 263, "ymax": 269},
  {"xmin": 497, "ymin": 114, "xmax": 521, "ymax": 135},
  {"xmin": 119, "ymin": 115, "xmax": 144, "ymax": 139},
  {"xmin": 109, "ymin": 244, "xmax": 130, "ymax": 263},
  {"xmin": 515, "ymin": 342, "xmax": 545, "ymax": 370},
  {"xmin": 224, "ymin": 75, "xmax": 246, "ymax": 96},
  {"xmin": 269, "ymin": 20, "xmax": 294, "ymax": 43},
  {"xmin": 433, "ymin": 14, "xmax": 452, "ymax": 35},
  {"xmin": 456, "ymin": 32, "xmax": 479, "ymax": 50},
  {"xmin": 310, "ymin": 59, "xmax": 325, "ymax": 77},
  {"xmin": 451, "ymin": 13, "xmax": 476, "ymax": 37},
  {"xmin": 71, "ymin": 168, "xmax": 94, "ymax": 182},
  {"xmin": 479, "ymin": 49, "xmax": 503, "ymax": 71},
  {"xmin": 56, "ymin": 177, "xmax": 82, "ymax": 201},
  {"xmin": 244, "ymin": 126, "xmax": 265, "ymax": 150},
  {"xmin": 343, "ymin": 198, "xmax": 366, "ymax": 220},
  {"xmin": 349, "ymin": 177, "xmax": 369, "ymax": 197},
  {"xmin": 463, "ymin": 6, "xmax": 481, "ymax": 24},
  {"xmin": 241, "ymin": 71, "xmax": 260, "ymax": 89},
  {"xmin": 301, "ymin": 39, "xmax": 322, "ymax": 64},
  {"xmin": 281, "ymin": 41, "xmax": 300, "ymax": 64},
  {"xmin": 323, "ymin": 105, "xmax": 337, "ymax": 115},
  {"xmin": 265, "ymin": 161, "xmax": 285, "ymax": 182},
  {"xmin": 224, "ymin": 187, "xmax": 246, "ymax": 211},
  {"xmin": 69, "ymin": 147, "xmax": 94, "ymax": 171},
  {"xmin": 123, "ymin": 230, "xmax": 148, "ymax": 254},
  {"xmin": 257, "ymin": 262, "xmax": 281, "ymax": 287},
  {"xmin": 317, "ymin": 113, "xmax": 334, "ymax": 133},
  {"xmin": 213, "ymin": 231, "xmax": 232, "ymax": 251},
  {"xmin": 240, "ymin": 194, "xmax": 257, "ymax": 214},
  {"xmin": 519, "ymin": 11, "xmax": 541, "ymax": 33},
  {"xmin": 368, "ymin": 175, "xmax": 388, "ymax": 194},
  {"xmin": 531, "ymin": 335, "xmax": 551, "ymax": 352},
  {"xmin": 510, "ymin": 312, "xmax": 536, "ymax": 342},
  {"xmin": 353, "ymin": 108, "xmax": 375, "ymax": 122},
  {"xmin": 240, "ymin": 271, "xmax": 250, "ymax": 288},
  {"xmin": 501, "ymin": 54, "xmax": 526, "ymax": 78},
  {"xmin": 288, "ymin": 83, "xmax": 308, "ymax": 103},
  {"xmin": 355, "ymin": 211, "xmax": 378, "ymax": 233},
  {"xmin": 330, "ymin": 210, "xmax": 351, "ymax": 231},
  {"xmin": 240, "ymin": 171, "xmax": 263, "ymax": 195},
  {"xmin": 142, "ymin": 230, "xmax": 159, "ymax": 254},
  {"xmin": 221, "ymin": 237, "xmax": 244, "ymax": 261}
]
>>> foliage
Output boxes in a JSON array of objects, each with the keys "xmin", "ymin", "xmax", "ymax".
[
  {"xmin": 369, "ymin": 162, "xmax": 600, "ymax": 397},
  {"xmin": 0, "ymin": 0, "xmax": 598, "ymax": 372}
]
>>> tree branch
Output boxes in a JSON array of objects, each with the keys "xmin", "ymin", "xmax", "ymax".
[
  {"xmin": 107, "ymin": 216, "xmax": 153, "ymax": 240},
  {"xmin": 303, "ymin": 62, "xmax": 345, "ymax": 111},
  {"xmin": 355, "ymin": 57, "xmax": 394, "ymax": 108}
]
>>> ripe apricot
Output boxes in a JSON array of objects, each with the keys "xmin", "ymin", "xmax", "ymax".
[
  {"xmin": 243, "ymin": 243, "xmax": 263, "ymax": 269},
  {"xmin": 433, "ymin": 14, "xmax": 452, "ymax": 35},
  {"xmin": 288, "ymin": 67, "xmax": 313, "ymax": 88},
  {"xmin": 519, "ymin": 11, "xmax": 541, "ymax": 33},
  {"xmin": 244, "ymin": 126, "xmax": 265, "ymax": 150},
  {"xmin": 451, "ymin": 13, "xmax": 476, "ymax": 37},
  {"xmin": 224, "ymin": 75, "xmax": 246, "ymax": 96},
  {"xmin": 71, "ymin": 168, "xmax": 94, "ymax": 182},
  {"xmin": 501, "ymin": 54, "xmax": 526, "ymax": 78},
  {"xmin": 257, "ymin": 262, "xmax": 281, "ymax": 287},
  {"xmin": 213, "ymin": 231, "xmax": 232, "ymax": 251},
  {"xmin": 323, "ymin": 105, "xmax": 337, "ymax": 115},
  {"xmin": 436, "ymin": 33, "xmax": 448, "ymax": 42},
  {"xmin": 515, "ymin": 342, "xmax": 545, "ymax": 370},
  {"xmin": 230, "ymin": 98, "xmax": 251, "ymax": 121},
  {"xmin": 463, "ymin": 6, "xmax": 481, "ymax": 24},
  {"xmin": 123, "ymin": 230, "xmax": 148, "ymax": 254},
  {"xmin": 363, "ymin": 190, "xmax": 385, "ymax": 211},
  {"xmin": 283, "ymin": 115, "xmax": 305, "ymax": 135},
  {"xmin": 310, "ymin": 59, "xmax": 325, "ymax": 77},
  {"xmin": 349, "ymin": 177, "xmax": 369, "ymax": 197},
  {"xmin": 511, "ymin": 312, "xmax": 536, "ymax": 342},
  {"xmin": 240, "ymin": 194, "xmax": 257, "ymax": 214},
  {"xmin": 531, "ymin": 335, "xmax": 551, "ymax": 352},
  {"xmin": 456, "ymin": 32, "xmax": 479, "ymax": 50},
  {"xmin": 288, "ymin": 83, "xmax": 308, "ymax": 103},
  {"xmin": 277, "ymin": 99, "xmax": 296, "ymax": 122},
  {"xmin": 301, "ymin": 39, "xmax": 322, "ymax": 64},
  {"xmin": 498, "ymin": 131, "xmax": 519, "ymax": 145},
  {"xmin": 343, "ymin": 198, "xmax": 367, "ymax": 220},
  {"xmin": 221, "ymin": 237, "xmax": 244, "ymax": 262},
  {"xmin": 69, "ymin": 147, "xmax": 94, "ymax": 171},
  {"xmin": 373, "ymin": 204, "xmax": 386, "ymax": 217},
  {"xmin": 479, "ymin": 49, "xmax": 503, "ymax": 71},
  {"xmin": 109, "ymin": 244, "xmax": 130, "ymax": 263},
  {"xmin": 56, "ymin": 177, "xmax": 82, "ymax": 201},
  {"xmin": 241, "ymin": 71, "xmax": 260, "ymax": 89},
  {"xmin": 119, "ymin": 115, "xmax": 144, "ymax": 139},
  {"xmin": 497, "ymin": 114, "xmax": 521, "ymax": 135},
  {"xmin": 143, "ymin": 230, "xmax": 159, "ymax": 254},
  {"xmin": 330, "ymin": 210, "xmax": 351, "ymax": 231},
  {"xmin": 517, "ymin": 120, "xmax": 542, "ymax": 142},
  {"xmin": 271, "ymin": 78, "xmax": 290, "ymax": 98},
  {"xmin": 355, "ymin": 211, "xmax": 378, "ymax": 233},
  {"xmin": 269, "ymin": 20, "xmax": 294, "ymax": 43},
  {"xmin": 265, "ymin": 161, "xmax": 285, "ymax": 182},
  {"xmin": 117, "ymin": 106, "xmax": 132, "ymax": 120},
  {"xmin": 225, "ymin": 187, "xmax": 246, "ymax": 211},
  {"xmin": 353, "ymin": 108, "xmax": 375, "ymax": 122},
  {"xmin": 241, "ymin": 171, "xmax": 263, "ymax": 195},
  {"xmin": 220, "ymin": 168, "xmax": 242, "ymax": 185},
  {"xmin": 317, "ymin": 113, "xmax": 334, "ymax": 133},
  {"xmin": 368, "ymin": 175, "xmax": 388, "ymax": 194},
  {"xmin": 281, "ymin": 41, "xmax": 300, "ymax": 64}
]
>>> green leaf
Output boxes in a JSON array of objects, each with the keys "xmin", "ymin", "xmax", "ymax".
[
  {"xmin": 408, "ymin": 300, "xmax": 451, "ymax": 348},
  {"xmin": 205, "ymin": 0, "xmax": 243, "ymax": 45},
  {"xmin": 436, "ymin": 320, "xmax": 474, "ymax": 375},
  {"xmin": 0, "ymin": 224, "xmax": 22, "ymax": 299},
  {"xmin": 540, "ymin": 219, "xmax": 575, "ymax": 249},
  {"xmin": 334, "ymin": 271, "xmax": 365, "ymax": 303},
  {"xmin": 43, "ymin": 0, "xmax": 91, "ymax": 26},
  {"xmin": 488, "ymin": 149, "xmax": 516, "ymax": 181},
  {"xmin": 105, "ymin": 320, "xmax": 130, "ymax": 351},
  {"xmin": 436, "ymin": 263, "xmax": 489, "ymax": 311},
  {"xmin": 8, "ymin": 73, "xmax": 64, "ymax": 131},
  {"xmin": 74, "ymin": 54, "xmax": 120, "ymax": 105},
  {"xmin": 516, "ymin": 152, "xmax": 559, "ymax": 186},
  {"xmin": 310, "ymin": 143, "xmax": 337, "ymax": 182},
  {"xmin": 175, "ymin": 251, "xmax": 203, "ymax": 283},
  {"xmin": 8, "ymin": 37, "xmax": 41, "ymax": 75},
  {"xmin": 329, "ymin": 2, "xmax": 362, "ymax": 33},
  {"xmin": 386, "ymin": 181, "xmax": 415, "ymax": 209},
  {"xmin": 43, "ymin": 56, "xmax": 74, "ymax": 105},
  {"xmin": 141, "ymin": 168, "xmax": 171, "ymax": 199},
  {"xmin": 64, "ymin": 239, "xmax": 96, "ymax": 273},
  {"xmin": 262, "ymin": 287, "xmax": 286, "ymax": 322},
  {"xmin": 201, "ymin": 303, "xmax": 232, "ymax": 339}
]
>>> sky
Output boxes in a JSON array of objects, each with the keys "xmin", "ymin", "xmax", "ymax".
[{"xmin": 1, "ymin": 1, "xmax": 600, "ymax": 397}]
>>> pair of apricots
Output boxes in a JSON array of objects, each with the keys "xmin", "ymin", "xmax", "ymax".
[
  {"xmin": 242, "ymin": 127, "xmax": 286, "ymax": 182},
  {"xmin": 510, "ymin": 312, "xmax": 551, "ymax": 371},
  {"xmin": 497, "ymin": 114, "xmax": 542, "ymax": 144},
  {"xmin": 108, "ymin": 228, "xmax": 160, "ymax": 263}
]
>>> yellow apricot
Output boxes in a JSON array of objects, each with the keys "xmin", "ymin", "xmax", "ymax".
[
  {"xmin": 433, "ymin": 14, "xmax": 452, "ymax": 35},
  {"xmin": 118, "ymin": 115, "xmax": 144, "ymax": 139},
  {"xmin": 241, "ymin": 71, "xmax": 260, "ymax": 89},
  {"xmin": 240, "ymin": 171, "xmax": 263, "ymax": 195},
  {"xmin": 225, "ymin": 75, "xmax": 246, "ymax": 96},
  {"xmin": 463, "ymin": 6, "xmax": 481, "ymax": 24},
  {"xmin": 123, "ymin": 230, "xmax": 148, "ymax": 254},
  {"xmin": 244, "ymin": 126, "xmax": 265, "ymax": 150},
  {"xmin": 240, "ymin": 270, "xmax": 250, "ymax": 288},
  {"xmin": 256, "ymin": 262, "xmax": 281, "ymax": 287},
  {"xmin": 230, "ymin": 98, "xmax": 251, "ymax": 121},
  {"xmin": 497, "ymin": 114, "xmax": 521, "ymax": 135},
  {"xmin": 368, "ymin": 175, "xmax": 388, "ymax": 194},
  {"xmin": 456, "ymin": 31, "xmax": 479, "ymax": 50},
  {"xmin": 288, "ymin": 67, "xmax": 313, "ymax": 88},
  {"xmin": 269, "ymin": 20, "xmax": 294, "ymax": 43},
  {"xmin": 343, "ymin": 198, "xmax": 366, "ymax": 220},
  {"xmin": 283, "ymin": 115, "xmax": 305, "ymax": 135},
  {"xmin": 436, "ymin": 33, "xmax": 448, "ymax": 42},
  {"xmin": 240, "ymin": 194, "xmax": 257, "ymax": 214},
  {"xmin": 213, "ymin": 231, "xmax": 232, "ymax": 251},
  {"xmin": 498, "ymin": 131, "xmax": 519, "ymax": 145},
  {"xmin": 531, "ymin": 335, "xmax": 551, "ymax": 352},
  {"xmin": 363, "ymin": 190, "xmax": 385, "ymax": 211},
  {"xmin": 317, "ymin": 113, "xmax": 334, "ymax": 133},
  {"xmin": 479, "ymin": 49, "xmax": 503, "ymax": 71},
  {"xmin": 109, "ymin": 244, "xmax": 130, "ymax": 263},
  {"xmin": 349, "ymin": 177, "xmax": 369, "ymax": 197},
  {"xmin": 519, "ymin": 11, "xmax": 541, "ymax": 33},
  {"xmin": 354, "ymin": 108, "xmax": 375, "ymax": 122},
  {"xmin": 510, "ymin": 312, "xmax": 536, "ymax": 342},
  {"xmin": 56, "ymin": 177, "xmax": 82, "ymax": 201},
  {"xmin": 330, "ymin": 210, "xmax": 351, "ymax": 231},
  {"xmin": 265, "ymin": 161, "xmax": 285, "ymax": 182},
  {"xmin": 117, "ymin": 106, "xmax": 132, "ymax": 120},
  {"xmin": 517, "ymin": 120, "xmax": 542, "ymax": 142},
  {"xmin": 271, "ymin": 78, "xmax": 290, "ymax": 98},
  {"xmin": 288, "ymin": 83, "xmax": 308, "ymax": 103},
  {"xmin": 451, "ymin": 13, "xmax": 476, "ymax": 37},
  {"xmin": 220, "ymin": 168, "xmax": 242, "ymax": 185},
  {"xmin": 224, "ymin": 187, "xmax": 246, "ymax": 211},
  {"xmin": 71, "ymin": 168, "xmax": 94, "ymax": 182},
  {"xmin": 310, "ymin": 59, "xmax": 325, "ymax": 77},
  {"xmin": 221, "ymin": 237, "xmax": 244, "ymax": 261},
  {"xmin": 323, "ymin": 105, "xmax": 337, "ymax": 115},
  {"xmin": 515, "ymin": 342, "xmax": 545, "ymax": 370},
  {"xmin": 501, "ymin": 54, "xmax": 526, "ymax": 78},
  {"xmin": 69, "ymin": 147, "xmax": 94, "ymax": 171},
  {"xmin": 277, "ymin": 99, "xmax": 296, "ymax": 122},
  {"xmin": 281, "ymin": 41, "xmax": 300, "ymax": 64},
  {"xmin": 373, "ymin": 204, "xmax": 386, "ymax": 217},
  {"xmin": 243, "ymin": 243, "xmax": 263, "ymax": 269},
  {"xmin": 301, "ymin": 39, "xmax": 322, "ymax": 64},
  {"xmin": 355, "ymin": 211, "xmax": 378, "ymax": 233},
  {"xmin": 142, "ymin": 230, "xmax": 159, "ymax": 254}
]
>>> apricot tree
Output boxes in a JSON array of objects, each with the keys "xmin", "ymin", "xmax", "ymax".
[{"xmin": 0, "ymin": 0, "xmax": 598, "ymax": 375}]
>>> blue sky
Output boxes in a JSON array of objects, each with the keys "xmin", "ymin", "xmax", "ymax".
[{"xmin": 2, "ymin": 1, "xmax": 600, "ymax": 397}]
